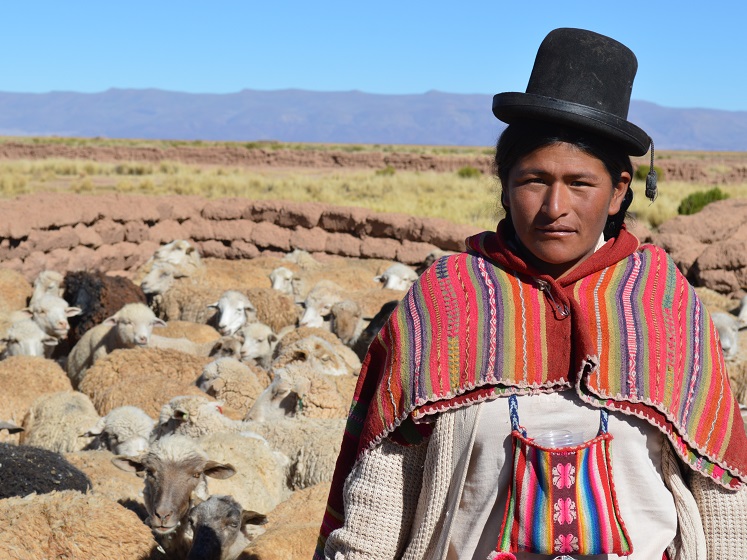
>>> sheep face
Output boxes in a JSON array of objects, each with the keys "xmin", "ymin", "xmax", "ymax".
[
  {"xmin": 154, "ymin": 240, "xmax": 202, "ymax": 267},
  {"xmin": 244, "ymin": 374, "xmax": 303, "ymax": 422},
  {"xmin": 208, "ymin": 336, "xmax": 243, "ymax": 361},
  {"xmin": 31, "ymin": 270, "xmax": 64, "ymax": 301},
  {"xmin": 103, "ymin": 303, "xmax": 166, "ymax": 347},
  {"xmin": 713, "ymin": 312, "xmax": 740, "ymax": 361},
  {"xmin": 187, "ymin": 495, "xmax": 267, "ymax": 560},
  {"xmin": 0, "ymin": 319, "xmax": 58, "ymax": 358},
  {"xmin": 269, "ymin": 267, "xmax": 295, "ymax": 296},
  {"xmin": 141, "ymin": 262, "xmax": 179, "ymax": 295},
  {"xmin": 208, "ymin": 291, "xmax": 257, "ymax": 336},
  {"xmin": 374, "ymin": 264, "xmax": 418, "ymax": 291},
  {"xmin": 24, "ymin": 294, "xmax": 82, "ymax": 339},
  {"xmin": 112, "ymin": 439, "xmax": 236, "ymax": 535},
  {"xmin": 238, "ymin": 323, "xmax": 277, "ymax": 368},
  {"xmin": 84, "ymin": 406, "xmax": 154, "ymax": 456}
]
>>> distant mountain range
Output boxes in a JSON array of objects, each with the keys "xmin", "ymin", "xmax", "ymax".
[{"xmin": 1, "ymin": 88, "xmax": 746, "ymax": 151}]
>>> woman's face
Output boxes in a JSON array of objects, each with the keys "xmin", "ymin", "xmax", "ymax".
[{"xmin": 505, "ymin": 142, "xmax": 630, "ymax": 277}]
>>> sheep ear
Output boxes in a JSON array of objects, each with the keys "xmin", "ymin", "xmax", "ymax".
[
  {"xmin": 268, "ymin": 333, "xmax": 278, "ymax": 344},
  {"xmin": 374, "ymin": 275, "xmax": 383, "ymax": 283},
  {"xmin": 242, "ymin": 510, "xmax": 268, "ymax": 526},
  {"xmin": 65, "ymin": 307, "xmax": 82, "ymax": 318},
  {"xmin": 207, "ymin": 302, "xmax": 219, "ymax": 310},
  {"xmin": 172, "ymin": 408, "xmax": 189, "ymax": 421},
  {"xmin": 111, "ymin": 455, "xmax": 146, "ymax": 476},
  {"xmin": 204, "ymin": 461, "xmax": 236, "ymax": 480},
  {"xmin": 18, "ymin": 308, "xmax": 33, "ymax": 319},
  {"xmin": 0, "ymin": 420, "xmax": 23, "ymax": 434},
  {"xmin": 42, "ymin": 336, "xmax": 59, "ymax": 347},
  {"xmin": 152, "ymin": 318, "xmax": 167, "ymax": 328},
  {"xmin": 103, "ymin": 315, "xmax": 118, "ymax": 326},
  {"xmin": 83, "ymin": 417, "xmax": 106, "ymax": 437}
]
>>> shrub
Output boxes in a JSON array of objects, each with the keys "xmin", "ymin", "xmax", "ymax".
[
  {"xmin": 677, "ymin": 187, "xmax": 729, "ymax": 215},
  {"xmin": 634, "ymin": 164, "xmax": 664, "ymax": 181},
  {"xmin": 457, "ymin": 165, "xmax": 482, "ymax": 179},
  {"xmin": 375, "ymin": 165, "xmax": 396, "ymax": 176}
]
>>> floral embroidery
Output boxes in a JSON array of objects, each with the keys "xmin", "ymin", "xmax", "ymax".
[
  {"xmin": 552, "ymin": 462, "xmax": 576, "ymax": 489},
  {"xmin": 554, "ymin": 533, "xmax": 580, "ymax": 553},
  {"xmin": 553, "ymin": 498, "xmax": 577, "ymax": 524}
]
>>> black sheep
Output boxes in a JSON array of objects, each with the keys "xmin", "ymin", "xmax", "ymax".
[
  {"xmin": 63, "ymin": 270, "xmax": 147, "ymax": 346},
  {"xmin": 0, "ymin": 442, "xmax": 92, "ymax": 498}
]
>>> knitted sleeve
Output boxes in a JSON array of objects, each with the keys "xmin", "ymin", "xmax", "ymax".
[
  {"xmin": 690, "ymin": 468, "xmax": 747, "ymax": 559},
  {"xmin": 323, "ymin": 438, "xmax": 428, "ymax": 560}
]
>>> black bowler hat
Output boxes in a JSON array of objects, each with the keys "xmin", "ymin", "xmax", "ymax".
[{"xmin": 492, "ymin": 28, "xmax": 651, "ymax": 157}]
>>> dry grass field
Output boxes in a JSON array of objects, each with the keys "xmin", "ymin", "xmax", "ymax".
[{"xmin": 1, "ymin": 136, "xmax": 746, "ymax": 231}]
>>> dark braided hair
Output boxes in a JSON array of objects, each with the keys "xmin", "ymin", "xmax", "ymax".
[{"xmin": 494, "ymin": 121, "xmax": 634, "ymax": 240}]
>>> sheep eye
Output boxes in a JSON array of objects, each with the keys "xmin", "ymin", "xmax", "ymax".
[
  {"xmin": 228, "ymin": 521, "xmax": 239, "ymax": 529},
  {"xmin": 192, "ymin": 472, "xmax": 201, "ymax": 479}
]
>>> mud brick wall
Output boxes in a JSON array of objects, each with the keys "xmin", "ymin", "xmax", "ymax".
[{"xmin": 0, "ymin": 193, "xmax": 482, "ymax": 281}]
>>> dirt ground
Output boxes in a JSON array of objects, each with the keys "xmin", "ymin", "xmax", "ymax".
[{"xmin": 1, "ymin": 141, "xmax": 746, "ymax": 183}]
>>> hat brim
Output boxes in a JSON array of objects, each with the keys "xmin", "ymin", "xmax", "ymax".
[{"xmin": 493, "ymin": 92, "xmax": 650, "ymax": 156}]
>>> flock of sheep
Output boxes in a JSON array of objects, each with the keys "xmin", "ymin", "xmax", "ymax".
[
  {"xmin": 1, "ymin": 237, "xmax": 747, "ymax": 559},
  {"xmin": 0, "ymin": 240, "xmax": 431, "ymax": 559}
]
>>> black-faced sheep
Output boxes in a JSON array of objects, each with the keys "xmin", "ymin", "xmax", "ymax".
[
  {"xmin": 187, "ymin": 495, "xmax": 268, "ymax": 560},
  {"xmin": 63, "ymin": 269, "xmax": 148, "ymax": 346},
  {"xmin": 66, "ymin": 302, "xmax": 167, "ymax": 389}
]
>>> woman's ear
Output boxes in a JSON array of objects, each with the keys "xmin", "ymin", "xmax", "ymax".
[
  {"xmin": 501, "ymin": 188, "xmax": 510, "ymax": 210},
  {"xmin": 608, "ymin": 171, "xmax": 631, "ymax": 216}
]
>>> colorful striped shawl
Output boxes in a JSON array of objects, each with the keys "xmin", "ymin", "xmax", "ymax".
[{"xmin": 316, "ymin": 224, "xmax": 747, "ymax": 556}]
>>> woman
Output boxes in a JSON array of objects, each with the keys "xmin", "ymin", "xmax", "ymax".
[{"xmin": 316, "ymin": 29, "xmax": 747, "ymax": 559}]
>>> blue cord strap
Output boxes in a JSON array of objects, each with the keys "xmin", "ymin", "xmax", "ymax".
[{"xmin": 599, "ymin": 408, "xmax": 609, "ymax": 435}]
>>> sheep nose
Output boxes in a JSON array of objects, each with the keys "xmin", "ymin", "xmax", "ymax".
[
  {"xmin": 135, "ymin": 335, "xmax": 148, "ymax": 345},
  {"xmin": 153, "ymin": 508, "xmax": 174, "ymax": 525}
]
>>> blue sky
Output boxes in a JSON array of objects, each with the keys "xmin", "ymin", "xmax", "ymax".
[{"xmin": 2, "ymin": 1, "xmax": 745, "ymax": 111}]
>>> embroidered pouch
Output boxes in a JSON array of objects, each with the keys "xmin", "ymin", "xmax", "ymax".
[{"xmin": 495, "ymin": 396, "xmax": 633, "ymax": 557}]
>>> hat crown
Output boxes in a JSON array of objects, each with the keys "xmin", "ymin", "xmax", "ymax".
[{"xmin": 526, "ymin": 28, "xmax": 637, "ymax": 119}]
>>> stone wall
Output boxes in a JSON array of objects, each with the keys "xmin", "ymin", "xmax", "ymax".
[{"xmin": 0, "ymin": 193, "xmax": 482, "ymax": 281}]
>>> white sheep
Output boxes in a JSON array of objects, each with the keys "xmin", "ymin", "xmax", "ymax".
[
  {"xmin": 245, "ymin": 362, "xmax": 355, "ymax": 422},
  {"xmin": 151, "ymin": 395, "xmax": 242, "ymax": 441},
  {"xmin": 112, "ymin": 434, "xmax": 237, "ymax": 558},
  {"xmin": 22, "ymin": 293, "xmax": 81, "ymax": 340},
  {"xmin": 83, "ymin": 405, "xmax": 155, "ymax": 456},
  {"xmin": 29, "ymin": 270, "xmax": 65, "ymax": 305},
  {"xmin": 246, "ymin": 417, "xmax": 346, "ymax": 491},
  {"xmin": 66, "ymin": 302, "xmax": 167, "ymax": 389},
  {"xmin": 208, "ymin": 290, "xmax": 257, "ymax": 336},
  {"xmin": 329, "ymin": 299, "xmax": 365, "ymax": 347},
  {"xmin": 238, "ymin": 322, "xmax": 278, "ymax": 369},
  {"xmin": 154, "ymin": 239, "xmax": 204, "ymax": 267},
  {"xmin": 713, "ymin": 311, "xmax": 741, "ymax": 360},
  {"xmin": 20, "ymin": 391, "xmax": 100, "ymax": 453},
  {"xmin": 0, "ymin": 318, "xmax": 58, "ymax": 359},
  {"xmin": 196, "ymin": 357, "xmax": 269, "ymax": 417},
  {"xmin": 149, "ymin": 332, "xmax": 244, "ymax": 360},
  {"xmin": 298, "ymin": 280, "xmax": 344, "ymax": 328},
  {"xmin": 738, "ymin": 295, "xmax": 747, "ymax": 329},
  {"xmin": 187, "ymin": 495, "xmax": 267, "ymax": 560},
  {"xmin": 272, "ymin": 334, "xmax": 357, "ymax": 376},
  {"xmin": 374, "ymin": 263, "xmax": 419, "ymax": 291},
  {"xmin": 269, "ymin": 266, "xmax": 297, "ymax": 297}
]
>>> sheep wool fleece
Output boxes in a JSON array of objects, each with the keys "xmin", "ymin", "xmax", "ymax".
[{"xmin": 315, "ymin": 221, "xmax": 747, "ymax": 556}]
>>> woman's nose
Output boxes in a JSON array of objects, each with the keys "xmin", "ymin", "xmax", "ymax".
[{"xmin": 543, "ymin": 182, "xmax": 570, "ymax": 218}]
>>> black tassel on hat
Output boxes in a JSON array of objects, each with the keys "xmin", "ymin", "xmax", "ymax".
[{"xmin": 645, "ymin": 139, "xmax": 658, "ymax": 202}]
